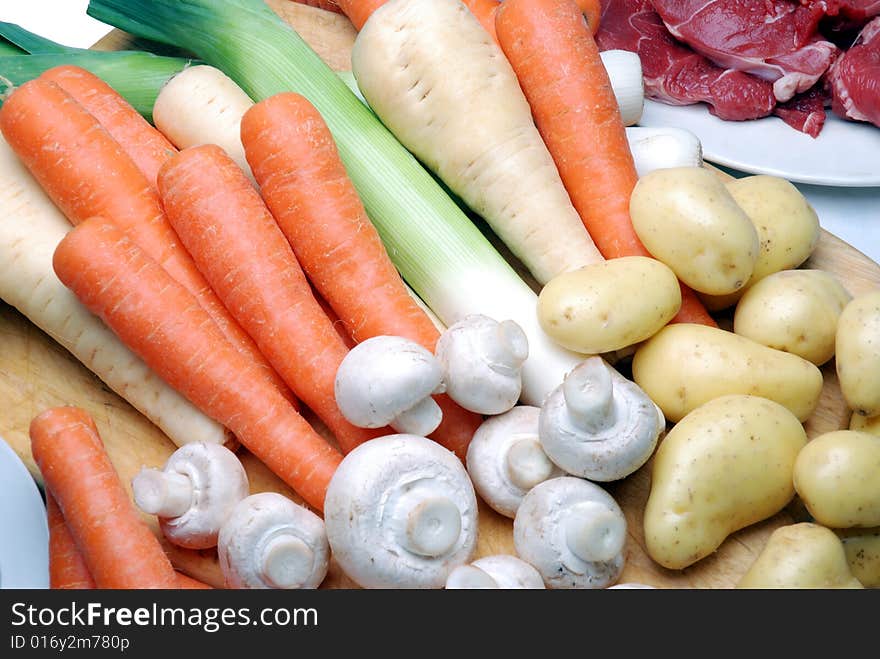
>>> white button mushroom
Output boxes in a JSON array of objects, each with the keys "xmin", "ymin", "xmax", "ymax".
[
  {"xmin": 514, "ymin": 477, "xmax": 627, "ymax": 589},
  {"xmin": 334, "ymin": 335, "xmax": 446, "ymax": 436},
  {"xmin": 324, "ymin": 434, "xmax": 479, "ymax": 589},
  {"xmin": 466, "ymin": 406, "xmax": 564, "ymax": 518},
  {"xmin": 132, "ymin": 442, "xmax": 249, "ymax": 549},
  {"xmin": 435, "ymin": 314, "xmax": 528, "ymax": 415},
  {"xmin": 445, "ymin": 554, "xmax": 545, "ymax": 589},
  {"xmin": 217, "ymin": 492, "xmax": 329, "ymax": 589},
  {"xmin": 608, "ymin": 583, "xmax": 657, "ymax": 589},
  {"xmin": 539, "ymin": 356, "xmax": 665, "ymax": 482}
]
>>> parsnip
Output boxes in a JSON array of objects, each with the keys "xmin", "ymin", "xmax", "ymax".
[
  {"xmin": 351, "ymin": 0, "xmax": 604, "ymax": 285},
  {"xmin": 153, "ymin": 65, "xmax": 256, "ymax": 184},
  {"xmin": 0, "ymin": 139, "xmax": 230, "ymax": 448}
]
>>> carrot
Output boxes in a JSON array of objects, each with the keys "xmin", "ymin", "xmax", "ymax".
[
  {"xmin": 494, "ymin": 0, "xmax": 715, "ymax": 327},
  {"xmin": 39, "ymin": 65, "xmax": 177, "ymax": 190},
  {"xmin": 174, "ymin": 572, "xmax": 214, "ymax": 589},
  {"xmin": 575, "ymin": 0, "xmax": 601, "ymax": 34},
  {"xmin": 46, "ymin": 492, "xmax": 96, "ymax": 590},
  {"xmin": 52, "ymin": 218, "xmax": 343, "ymax": 512},
  {"xmin": 157, "ymin": 143, "xmax": 385, "ymax": 454},
  {"xmin": 334, "ymin": 0, "xmax": 387, "ymax": 29},
  {"xmin": 241, "ymin": 92, "xmax": 482, "ymax": 460},
  {"xmin": 31, "ymin": 407, "xmax": 179, "ymax": 589},
  {"xmin": 462, "ymin": 0, "xmax": 501, "ymax": 41},
  {"xmin": 0, "ymin": 77, "xmax": 297, "ymax": 399}
]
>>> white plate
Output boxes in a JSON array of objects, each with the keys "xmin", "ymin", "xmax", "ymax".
[
  {"xmin": 0, "ymin": 436, "xmax": 49, "ymax": 588},
  {"xmin": 639, "ymin": 99, "xmax": 880, "ymax": 187}
]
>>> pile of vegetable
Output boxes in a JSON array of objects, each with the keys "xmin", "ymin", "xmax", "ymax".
[{"xmin": 0, "ymin": 0, "xmax": 878, "ymax": 590}]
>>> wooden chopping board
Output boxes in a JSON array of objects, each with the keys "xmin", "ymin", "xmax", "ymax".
[{"xmin": 2, "ymin": 1, "xmax": 879, "ymax": 589}]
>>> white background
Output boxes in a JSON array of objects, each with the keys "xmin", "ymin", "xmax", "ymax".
[{"xmin": 0, "ymin": 0, "xmax": 878, "ymax": 265}]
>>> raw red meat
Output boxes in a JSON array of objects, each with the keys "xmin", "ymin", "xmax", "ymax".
[
  {"xmin": 772, "ymin": 84, "xmax": 829, "ymax": 136},
  {"xmin": 651, "ymin": 0, "xmax": 839, "ymax": 102},
  {"xmin": 805, "ymin": 1, "xmax": 880, "ymax": 21},
  {"xmin": 595, "ymin": 0, "xmax": 776, "ymax": 120},
  {"xmin": 829, "ymin": 17, "xmax": 880, "ymax": 125}
]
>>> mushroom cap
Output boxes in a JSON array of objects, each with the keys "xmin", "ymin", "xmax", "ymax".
[
  {"xmin": 334, "ymin": 335, "xmax": 444, "ymax": 428},
  {"xmin": 539, "ymin": 357, "xmax": 665, "ymax": 482},
  {"xmin": 608, "ymin": 583, "xmax": 657, "ymax": 589},
  {"xmin": 435, "ymin": 314, "xmax": 528, "ymax": 415},
  {"xmin": 154, "ymin": 442, "xmax": 249, "ymax": 549},
  {"xmin": 324, "ymin": 434, "xmax": 479, "ymax": 589},
  {"xmin": 513, "ymin": 477, "xmax": 626, "ymax": 589},
  {"xmin": 466, "ymin": 406, "xmax": 564, "ymax": 518},
  {"xmin": 218, "ymin": 492, "xmax": 329, "ymax": 589},
  {"xmin": 445, "ymin": 555, "xmax": 545, "ymax": 589}
]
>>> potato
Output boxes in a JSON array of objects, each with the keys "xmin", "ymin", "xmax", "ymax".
[
  {"xmin": 793, "ymin": 430, "xmax": 880, "ymax": 528},
  {"xmin": 629, "ymin": 166, "xmax": 759, "ymax": 295},
  {"xmin": 536, "ymin": 256, "xmax": 681, "ymax": 354},
  {"xmin": 850, "ymin": 412, "xmax": 880, "ymax": 436},
  {"xmin": 737, "ymin": 523, "xmax": 863, "ymax": 589},
  {"xmin": 631, "ymin": 323, "xmax": 823, "ymax": 423},
  {"xmin": 644, "ymin": 395, "xmax": 807, "ymax": 570},
  {"xmin": 837, "ymin": 527, "xmax": 880, "ymax": 588},
  {"xmin": 733, "ymin": 269, "xmax": 851, "ymax": 365},
  {"xmin": 836, "ymin": 291, "xmax": 880, "ymax": 416},
  {"xmin": 701, "ymin": 175, "xmax": 821, "ymax": 310}
]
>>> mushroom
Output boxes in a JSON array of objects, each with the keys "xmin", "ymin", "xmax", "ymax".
[
  {"xmin": 513, "ymin": 477, "xmax": 626, "ymax": 589},
  {"xmin": 324, "ymin": 434, "xmax": 478, "ymax": 588},
  {"xmin": 434, "ymin": 314, "xmax": 528, "ymax": 415},
  {"xmin": 334, "ymin": 335, "xmax": 446, "ymax": 436},
  {"xmin": 539, "ymin": 356, "xmax": 665, "ymax": 482},
  {"xmin": 445, "ymin": 555, "xmax": 545, "ymax": 589},
  {"xmin": 217, "ymin": 492, "xmax": 329, "ymax": 589},
  {"xmin": 132, "ymin": 442, "xmax": 248, "ymax": 549},
  {"xmin": 608, "ymin": 583, "xmax": 657, "ymax": 589},
  {"xmin": 466, "ymin": 406, "xmax": 564, "ymax": 518}
]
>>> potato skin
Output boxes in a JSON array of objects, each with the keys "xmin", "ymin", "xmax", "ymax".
[
  {"xmin": 644, "ymin": 395, "xmax": 807, "ymax": 570},
  {"xmin": 733, "ymin": 269, "xmax": 851, "ymax": 365},
  {"xmin": 629, "ymin": 167, "xmax": 758, "ymax": 295},
  {"xmin": 836, "ymin": 291, "xmax": 880, "ymax": 416},
  {"xmin": 837, "ymin": 527, "xmax": 880, "ymax": 588},
  {"xmin": 793, "ymin": 430, "xmax": 880, "ymax": 528},
  {"xmin": 536, "ymin": 256, "xmax": 681, "ymax": 354},
  {"xmin": 737, "ymin": 523, "xmax": 863, "ymax": 589},
  {"xmin": 632, "ymin": 323, "xmax": 824, "ymax": 423}
]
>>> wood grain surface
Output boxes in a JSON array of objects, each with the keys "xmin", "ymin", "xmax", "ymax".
[{"xmin": 2, "ymin": 2, "xmax": 879, "ymax": 589}]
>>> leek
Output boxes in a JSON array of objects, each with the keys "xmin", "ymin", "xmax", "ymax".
[
  {"xmin": 88, "ymin": 0, "xmax": 588, "ymax": 404},
  {"xmin": 0, "ymin": 23, "xmax": 197, "ymax": 122}
]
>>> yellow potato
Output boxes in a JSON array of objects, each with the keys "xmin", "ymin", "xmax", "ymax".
[
  {"xmin": 701, "ymin": 175, "xmax": 820, "ymax": 311},
  {"xmin": 850, "ymin": 412, "xmax": 880, "ymax": 436},
  {"xmin": 793, "ymin": 430, "xmax": 880, "ymax": 528},
  {"xmin": 632, "ymin": 323, "xmax": 823, "ymax": 423},
  {"xmin": 644, "ymin": 395, "xmax": 807, "ymax": 570},
  {"xmin": 733, "ymin": 269, "xmax": 851, "ymax": 365},
  {"xmin": 536, "ymin": 256, "xmax": 681, "ymax": 354},
  {"xmin": 837, "ymin": 527, "xmax": 880, "ymax": 588},
  {"xmin": 737, "ymin": 523, "xmax": 863, "ymax": 589},
  {"xmin": 836, "ymin": 291, "xmax": 880, "ymax": 416},
  {"xmin": 629, "ymin": 167, "xmax": 759, "ymax": 295}
]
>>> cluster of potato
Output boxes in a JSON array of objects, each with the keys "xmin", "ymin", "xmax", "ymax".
[{"xmin": 536, "ymin": 167, "xmax": 880, "ymax": 588}]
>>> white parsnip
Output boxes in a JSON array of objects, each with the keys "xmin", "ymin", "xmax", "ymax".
[
  {"xmin": 0, "ymin": 139, "xmax": 231, "ymax": 448},
  {"xmin": 153, "ymin": 64, "xmax": 256, "ymax": 184},
  {"xmin": 351, "ymin": 0, "xmax": 604, "ymax": 285}
]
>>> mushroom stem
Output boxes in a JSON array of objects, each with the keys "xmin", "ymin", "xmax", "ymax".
[
  {"xmin": 390, "ymin": 395, "xmax": 443, "ymax": 436},
  {"xmin": 260, "ymin": 534, "xmax": 316, "ymax": 590},
  {"xmin": 482, "ymin": 319, "xmax": 529, "ymax": 375},
  {"xmin": 396, "ymin": 493, "xmax": 462, "ymax": 558},
  {"xmin": 564, "ymin": 500, "xmax": 627, "ymax": 564},
  {"xmin": 562, "ymin": 357, "xmax": 615, "ymax": 434},
  {"xmin": 505, "ymin": 436, "xmax": 556, "ymax": 491},
  {"xmin": 445, "ymin": 565, "xmax": 499, "ymax": 589},
  {"xmin": 132, "ymin": 468, "xmax": 193, "ymax": 518}
]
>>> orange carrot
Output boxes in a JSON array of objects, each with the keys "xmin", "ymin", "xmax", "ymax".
[
  {"xmin": 335, "ymin": 0, "xmax": 387, "ymax": 29},
  {"xmin": 462, "ymin": 0, "xmax": 501, "ymax": 41},
  {"xmin": 39, "ymin": 65, "xmax": 177, "ymax": 190},
  {"xmin": 52, "ymin": 218, "xmax": 343, "ymax": 512},
  {"xmin": 0, "ymin": 77, "xmax": 298, "ymax": 399},
  {"xmin": 575, "ymin": 0, "xmax": 601, "ymax": 34},
  {"xmin": 495, "ymin": 0, "xmax": 715, "ymax": 327},
  {"xmin": 157, "ymin": 143, "xmax": 385, "ymax": 454},
  {"xmin": 241, "ymin": 92, "xmax": 482, "ymax": 460},
  {"xmin": 46, "ymin": 492, "xmax": 96, "ymax": 590},
  {"xmin": 31, "ymin": 407, "xmax": 179, "ymax": 589},
  {"xmin": 175, "ymin": 572, "xmax": 214, "ymax": 589}
]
